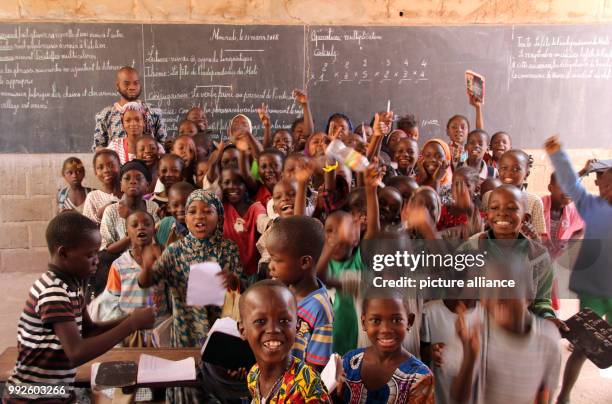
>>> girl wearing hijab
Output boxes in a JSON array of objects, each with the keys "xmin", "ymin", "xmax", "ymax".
[
  {"xmin": 139, "ymin": 189, "xmax": 243, "ymax": 403},
  {"xmin": 416, "ymin": 138, "xmax": 454, "ymax": 205}
]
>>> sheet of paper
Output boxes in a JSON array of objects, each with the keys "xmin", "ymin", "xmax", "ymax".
[
  {"xmin": 136, "ymin": 354, "xmax": 196, "ymax": 384},
  {"xmin": 200, "ymin": 317, "xmax": 240, "ymax": 355},
  {"xmin": 186, "ymin": 262, "xmax": 225, "ymax": 307},
  {"xmin": 321, "ymin": 353, "xmax": 340, "ymax": 393}
]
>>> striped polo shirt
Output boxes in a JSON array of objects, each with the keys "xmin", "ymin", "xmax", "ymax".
[
  {"xmin": 292, "ymin": 280, "xmax": 334, "ymax": 368},
  {"xmin": 4, "ymin": 266, "xmax": 83, "ymax": 402}
]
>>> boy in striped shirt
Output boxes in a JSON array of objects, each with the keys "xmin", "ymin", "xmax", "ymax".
[
  {"xmin": 3, "ymin": 212, "xmax": 154, "ymax": 403},
  {"xmin": 266, "ymin": 216, "xmax": 334, "ymax": 373}
]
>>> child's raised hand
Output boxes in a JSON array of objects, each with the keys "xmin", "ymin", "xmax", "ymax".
[
  {"xmin": 468, "ymin": 93, "xmax": 482, "ymax": 108},
  {"xmin": 456, "ymin": 302, "xmax": 480, "ymax": 359},
  {"xmin": 328, "ymin": 121, "xmax": 342, "ymax": 141},
  {"xmin": 292, "ymin": 89, "xmax": 308, "ymax": 105},
  {"xmin": 294, "ymin": 157, "xmax": 315, "ymax": 183},
  {"xmin": 234, "ymin": 132, "xmax": 250, "ymax": 152},
  {"xmin": 142, "ymin": 243, "xmax": 162, "ymax": 270},
  {"xmin": 402, "ymin": 204, "xmax": 433, "ymax": 231},
  {"xmin": 256, "ymin": 103, "xmax": 270, "ymax": 127},
  {"xmin": 129, "ymin": 307, "xmax": 156, "ymax": 331},
  {"xmin": 432, "ymin": 160, "xmax": 449, "ymax": 184},
  {"xmin": 544, "ymin": 135, "xmax": 562, "ymax": 155},
  {"xmin": 217, "ymin": 269, "xmax": 240, "ymax": 291},
  {"xmin": 364, "ymin": 157, "xmax": 385, "ymax": 189},
  {"xmin": 454, "ymin": 181, "xmax": 473, "ymax": 212},
  {"xmin": 372, "ymin": 112, "xmax": 393, "ymax": 138}
]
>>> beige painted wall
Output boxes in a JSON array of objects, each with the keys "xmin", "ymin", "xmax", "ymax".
[{"xmin": 1, "ymin": 0, "xmax": 611, "ymax": 272}]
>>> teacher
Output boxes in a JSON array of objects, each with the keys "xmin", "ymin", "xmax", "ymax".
[{"xmin": 93, "ymin": 66, "xmax": 167, "ymax": 150}]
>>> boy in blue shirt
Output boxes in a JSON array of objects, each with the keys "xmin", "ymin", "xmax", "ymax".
[
  {"xmin": 545, "ymin": 136, "xmax": 612, "ymax": 404},
  {"xmin": 267, "ymin": 216, "xmax": 333, "ymax": 372}
]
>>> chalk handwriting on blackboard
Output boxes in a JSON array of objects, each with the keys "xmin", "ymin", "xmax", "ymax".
[
  {"xmin": 511, "ymin": 32, "xmax": 612, "ymax": 80},
  {"xmin": 142, "ymin": 25, "xmax": 303, "ymax": 137},
  {"xmin": 0, "ymin": 25, "xmax": 132, "ymax": 117}
]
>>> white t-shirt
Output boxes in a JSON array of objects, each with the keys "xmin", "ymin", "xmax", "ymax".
[
  {"xmin": 421, "ymin": 300, "xmax": 484, "ymax": 404},
  {"xmin": 479, "ymin": 314, "xmax": 561, "ymax": 404}
]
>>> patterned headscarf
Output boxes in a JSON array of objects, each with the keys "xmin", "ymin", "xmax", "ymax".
[
  {"xmin": 422, "ymin": 138, "xmax": 452, "ymax": 187},
  {"xmin": 186, "ymin": 189, "xmax": 225, "ymax": 242}
]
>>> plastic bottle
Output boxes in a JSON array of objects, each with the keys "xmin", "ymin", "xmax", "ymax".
[{"xmin": 326, "ymin": 139, "xmax": 369, "ymax": 172}]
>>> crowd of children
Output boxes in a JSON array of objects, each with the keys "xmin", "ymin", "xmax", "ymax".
[{"xmin": 4, "ymin": 66, "xmax": 611, "ymax": 404}]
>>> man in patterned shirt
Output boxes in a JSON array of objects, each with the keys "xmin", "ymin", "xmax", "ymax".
[{"xmin": 93, "ymin": 66, "xmax": 167, "ymax": 150}]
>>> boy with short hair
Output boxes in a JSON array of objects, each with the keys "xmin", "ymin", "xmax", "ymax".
[
  {"xmin": 267, "ymin": 216, "xmax": 333, "ymax": 372},
  {"xmin": 238, "ymin": 280, "xmax": 331, "ymax": 403},
  {"xmin": 3, "ymin": 212, "xmax": 154, "ymax": 403},
  {"xmin": 470, "ymin": 185, "xmax": 563, "ymax": 327}
]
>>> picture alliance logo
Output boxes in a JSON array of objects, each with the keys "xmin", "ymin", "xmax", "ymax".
[{"xmin": 371, "ymin": 250, "xmax": 488, "ymax": 272}]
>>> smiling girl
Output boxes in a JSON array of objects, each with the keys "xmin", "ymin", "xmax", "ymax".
[{"xmin": 339, "ymin": 290, "xmax": 434, "ymax": 403}]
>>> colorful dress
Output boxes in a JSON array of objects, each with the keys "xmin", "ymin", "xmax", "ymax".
[
  {"xmin": 150, "ymin": 190, "xmax": 242, "ymax": 404},
  {"xmin": 342, "ymin": 348, "xmax": 434, "ymax": 404},
  {"xmin": 247, "ymin": 357, "xmax": 331, "ymax": 403}
]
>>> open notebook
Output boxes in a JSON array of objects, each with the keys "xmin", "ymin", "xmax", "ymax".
[{"xmin": 136, "ymin": 354, "xmax": 196, "ymax": 384}]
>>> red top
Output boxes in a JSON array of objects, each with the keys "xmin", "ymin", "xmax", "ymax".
[{"xmin": 223, "ymin": 201, "xmax": 266, "ymax": 276}]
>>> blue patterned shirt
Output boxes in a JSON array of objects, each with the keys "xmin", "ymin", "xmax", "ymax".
[{"xmin": 292, "ymin": 280, "xmax": 334, "ymax": 368}]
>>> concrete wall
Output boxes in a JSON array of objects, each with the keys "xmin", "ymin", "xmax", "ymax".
[{"xmin": 1, "ymin": 0, "xmax": 611, "ymax": 272}]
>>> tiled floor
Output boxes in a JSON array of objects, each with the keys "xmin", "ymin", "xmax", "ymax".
[{"xmin": 0, "ymin": 272, "xmax": 610, "ymax": 403}]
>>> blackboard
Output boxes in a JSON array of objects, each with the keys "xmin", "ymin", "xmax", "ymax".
[
  {"xmin": 1, "ymin": 23, "xmax": 612, "ymax": 153},
  {"xmin": 306, "ymin": 25, "xmax": 612, "ymax": 149}
]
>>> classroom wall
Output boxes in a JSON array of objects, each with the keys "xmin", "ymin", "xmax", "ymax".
[{"xmin": 1, "ymin": 0, "xmax": 612, "ymax": 273}]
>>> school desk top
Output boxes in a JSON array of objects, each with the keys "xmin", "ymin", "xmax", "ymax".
[{"xmin": 0, "ymin": 347, "xmax": 201, "ymax": 387}]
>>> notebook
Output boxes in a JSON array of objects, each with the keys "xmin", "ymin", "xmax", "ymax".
[
  {"xmin": 201, "ymin": 317, "xmax": 256, "ymax": 369},
  {"xmin": 465, "ymin": 70, "xmax": 485, "ymax": 104}
]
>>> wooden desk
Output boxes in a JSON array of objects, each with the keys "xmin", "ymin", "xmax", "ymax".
[{"xmin": 0, "ymin": 347, "xmax": 201, "ymax": 387}]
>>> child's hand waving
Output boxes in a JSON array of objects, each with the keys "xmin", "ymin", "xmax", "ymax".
[
  {"xmin": 256, "ymin": 103, "xmax": 270, "ymax": 127},
  {"xmin": 328, "ymin": 121, "xmax": 342, "ymax": 141},
  {"xmin": 364, "ymin": 157, "xmax": 385, "ymax": 189},
  {"xmin": 142, "ymin": 244, "xmax": 162, "ymax": 270},
  {"xmin": 544, "ymin": 135, "xmax": 562, "ymax": 155},
  {"xmin": 217, "ymin": 269, "xmax": 240, "ymax": 291},
  {"xmin": 294, "ymin": 157, "xmax": 315, "ymax": 183},
  {"xmin": 372, "ymin": 112, "xmax": 393, "ymax": 138},
  {"xmin": 292, "ymin": 89, "xmax": 308, "ymax": 105}
]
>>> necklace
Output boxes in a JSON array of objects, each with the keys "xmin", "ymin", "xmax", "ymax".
[{"xmin": 257, "ymin": 360, "xmax": 291, "ymax": 403}]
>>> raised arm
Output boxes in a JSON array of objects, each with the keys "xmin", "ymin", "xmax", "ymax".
[
  {"xmin": 206, "ymin": 141, "xmax": 224, "ymax": 184},
  {"xmin": 293, "ymin": 89, "xmax": 313, "ymax": 138},
  {"xmin": 257, "ymin": 103, "xmax": 272, "ymax": 148},
  {"xmin": 294, "ymin": 157, "xmax": 315, "ymax": 216},
  {"xmin": 469, "ymin": 94, "xmax": 484, "ymax": 130},
  {"xmin": 363, "ymin": 159, "xmax": 383, "ymax": 240},
  {"xmin": 545, "ymin": 136, "xmax": 597, "ymax": 214}
]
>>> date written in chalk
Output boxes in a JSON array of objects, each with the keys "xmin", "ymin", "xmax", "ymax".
[{"xmin": 373, "ymin": 276, "xmax": 516, "ymax": 289}]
